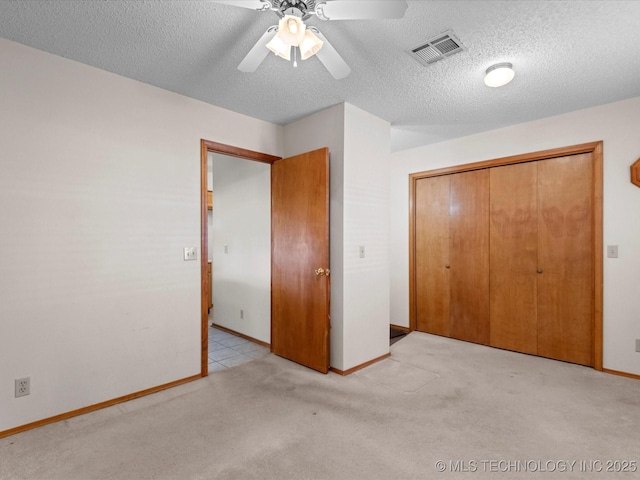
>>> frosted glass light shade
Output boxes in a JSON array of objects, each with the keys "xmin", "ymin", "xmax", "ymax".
[
  {"xmin": 299, "ymin": 29, "xmax": 324, "ymax": 60},
  {"xmin": 277, "ymin": 15, "xmax": 306, "ymax": 46},
  {"xmin": 484, "ymin": 63, "xmax": 515, "ymax": 87},
  {"xmin": 266, "ymin": 34, "xmax": 291, "ymax": 60}
]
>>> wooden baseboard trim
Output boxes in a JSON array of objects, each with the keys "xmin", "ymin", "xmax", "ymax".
[
  {"xmin": 210, "ymin": 323, "xmax": 270, "ymax": 349},
  {"xmin": 390, "ymin": 324, "xmax": 411, "ymax": 333},
  {"xmin": 602, "ymin": 368, "xmax": 640, "ymax": 381},
  {"xmin": 0, "ymin": 374, "xmax": 201, "ymax": 439},
  {"xmin": 330, "ymin": 352, "xmax": 391, "ymax": 376}
]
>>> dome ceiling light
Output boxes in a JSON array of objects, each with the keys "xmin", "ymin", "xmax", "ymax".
[{"xmin": 484, "ymin": 62, "xmax": 515, "ymax": 88}]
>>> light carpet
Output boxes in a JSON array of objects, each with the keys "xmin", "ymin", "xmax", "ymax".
[{"xmin": 1, "ymin": 332, "xmax": 639, "ymax": 479}]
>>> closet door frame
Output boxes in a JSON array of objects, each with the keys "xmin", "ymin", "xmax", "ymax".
[{"xmin": 408, "ymin": 141, "xmax": 603, "ymax": 370}]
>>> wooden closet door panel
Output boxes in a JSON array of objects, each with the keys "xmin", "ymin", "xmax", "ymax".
[
  {"xmin": 449, "ymin": 169, "xmax": 490, "ymax": 345},
  {"xmin": 415, "ymin": 176, "xmax": 450, "ymax": 336},
  {"xmin": 490, "ymin": 163, "xmax": 538, "ymax": 354},
  {"xmin": 537, "ymin": 153, "xmax": 593, "ymax": 366}
]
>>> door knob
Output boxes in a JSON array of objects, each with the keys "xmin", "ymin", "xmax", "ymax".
[
  {"xmin": 537, "ymin": 268, "xmax": 543, "ymax": 274},
  {"xmin": 315, "ymin": 268, "xmax": 330, "ymax": 277},
  {"xmin": 445, "ymin": 264, "xmax": 450, "ymax": 269}
]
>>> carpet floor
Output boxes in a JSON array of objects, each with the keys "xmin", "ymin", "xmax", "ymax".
[{"xmin": 1, "ymin": 332, "xmax": 639, "ymax": 479}]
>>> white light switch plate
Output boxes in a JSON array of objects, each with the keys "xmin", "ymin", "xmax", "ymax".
[
  {"xmin": 183, "ymin": 247, "xmax": 197, "ymax": 261},
  {"xmin": 606, "ymin": 245, "xmax": 618, "ymax": 258}
]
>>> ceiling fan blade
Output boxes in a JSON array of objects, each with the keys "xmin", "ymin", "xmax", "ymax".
[
  {"xmin": 315, "ymin": 1, "xmax": 408, "ymax": 20},
  {"xmin": 309, "ymin": 28, "xmax": 351, "ymax": 79},
  {"xmin": 211, "ymin": 0, "xmax": 273, "ymax": 11},
  {"xmin": 238, "ymin": 26, "xmax": 278, "ymax": 72}
]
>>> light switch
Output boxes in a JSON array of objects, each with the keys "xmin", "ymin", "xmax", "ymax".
[
  {"xmin": 606, "ymin": 245, "xmax": 618, "ymax": 258},
  {"xmin": 183, "ymin": 247, "xmax": 197, "ymax": 261},
  {"xmin": 359, "ymin": 245, "xmax": 365, "ymax": 258}
]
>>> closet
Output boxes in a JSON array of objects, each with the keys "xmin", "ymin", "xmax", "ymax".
[{"xmin": 410, "ymin": 143, "xmax": 602, "ymax": 368}]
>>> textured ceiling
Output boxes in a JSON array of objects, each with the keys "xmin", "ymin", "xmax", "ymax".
[{"xmin": 1, "ymin": 1, "xmax": 639, "ymax": 151}]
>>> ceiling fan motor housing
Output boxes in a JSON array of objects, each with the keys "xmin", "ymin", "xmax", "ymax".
[{"xmin": 275, "ymin": 0, "xmax": 316, "ymax": 19}]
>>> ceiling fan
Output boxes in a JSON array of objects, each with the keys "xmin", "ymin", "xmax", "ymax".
[{"xmin": 213, "ymin": 0, "xmax": 408, "ymax": 79}]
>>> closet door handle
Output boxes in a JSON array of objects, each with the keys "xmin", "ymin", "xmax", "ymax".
[
  {"xmin": 445, "ymin": 264, "xmax": 451, "ymax": 269},
  {"xmin": 537, "ymin": 268, "xmax": 543, "ymax": 274}
]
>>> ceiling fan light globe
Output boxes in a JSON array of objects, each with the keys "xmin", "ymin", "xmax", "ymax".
[
  {"xmin": 287, "ymin": 18, "xmax": 299, "ymax": 34},
  {"xmin": 299, "ymin": 29, "xmax": 324, "ymax": 60},
  {"xmin": 266, "ymin": 35, "xmax": 291, "ymax": 60},
  {"xmin": 277, "ymin": 15, "xmax": 306, "ymax": 46}
]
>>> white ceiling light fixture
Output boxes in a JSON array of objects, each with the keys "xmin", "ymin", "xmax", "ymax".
[
  {"xmin": 218, "ymin": 0, "xmax": 408, "ymax": 79},
  {"xmin": 276, "ymin": 15, "xmax": 305, "ymax": 45},
  {"xmin": 299, "ymin": 28, "xmax": 324, "ymax": 60},
  {"xmin": 265, "ymin": 32, "xmax": 291, "ymax": 60},
  {"xmin": 484, "ymin": 62, "xmax": 515, "ymax": 88},
  {"xmin": 266, "ymin": 14, "xmax": 323, "ymax": 64}
]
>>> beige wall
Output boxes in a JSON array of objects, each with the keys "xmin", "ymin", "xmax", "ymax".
[
  {"xmin": 342, "ymin": 103, "xmax": 391, "ymax": 369},
  {"xmin": 0, "ymin": 38, "xmax": 282, "ymax": 432},
  {"xmin": 390, "ymin": 96, "xmax": 640, "ymax": 376}
]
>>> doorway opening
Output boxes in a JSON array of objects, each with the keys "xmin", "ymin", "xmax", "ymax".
[
  {"xmin": 200, "ymin": 141, "xmax": 332, "ymax": 375},
  {"xmin": 200, "ymin": 140, "xmax": 280, "ymax": 376}
]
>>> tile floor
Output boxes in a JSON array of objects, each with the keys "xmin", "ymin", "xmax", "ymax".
[{"xmin": 207, "ymin": 325, "xmax": 270, "ymax": 372}]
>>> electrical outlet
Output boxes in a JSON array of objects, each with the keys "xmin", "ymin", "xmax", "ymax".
[{"xmin": 15, "ymin": 377, "xmax": 30, "ymax": 398}]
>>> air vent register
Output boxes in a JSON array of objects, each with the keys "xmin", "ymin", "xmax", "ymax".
[{"xmin": 408, "ymin": 30, "xmax": 465, "ymax": 67}]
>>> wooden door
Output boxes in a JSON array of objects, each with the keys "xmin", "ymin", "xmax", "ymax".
[
  {"xmin": 415, "ymin": 176, "xmax": 450, "ymax": 336},
  {"xmin": 449, "ymin": 169, "xmax": 490, "ymax": 345},
  {"xmin": 537, "ymin": 153, "xmax": 593, "ymax": 366},
  {"xmin": 489, "ymin": 162, "xmax": 538, "ymax": 354},
  {"xmin": 271, "ymin": 148, "xmax": 330, "ymax": 373}
]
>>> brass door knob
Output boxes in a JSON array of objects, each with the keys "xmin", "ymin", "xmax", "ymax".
[
  {"xmin": 315, "ymin": 268, "xmax": 330, "ymax": 277},
  {"xmin": 537, "ymin": 268, "xmax": 543, "ymax": 274},
  {"xmin": 445, "ymin": 264, "xmax": 451, "ymax": 269}
]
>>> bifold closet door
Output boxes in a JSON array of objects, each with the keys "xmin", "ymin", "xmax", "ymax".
[
  {"xmin": 537, "ymin": 153, "xmax": 594, "ymax": 366},
  {"xmin": 489, "ymin": 162, "xmax": 538, "ymax": 354},
  {"xmin": 415, "ymin": 170, "xmax": 490, "ymax": 344},
  {"xmin": 415, "ymin": 175, "xmax": 450, "ymax": 336},
  {"xmin": 414, "ymin": 149, "xmax": 596, "ymax": 366},
  {"xmin": 449, "ymin": 169, "xmax": 490, "ymax": 345}
]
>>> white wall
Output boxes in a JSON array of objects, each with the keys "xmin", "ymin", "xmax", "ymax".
[
  {"xmin": 342, "ymin": 103, "xmax": 391, "ymax": 369},
  {"xmin": 210, "ymin": 153, "xmax": 271, "ymax": 344},
  {"xmin": 284, "ymin": 103, "xmax": 391, "ymax": 371},
  {"xmin": 390, "ymin": 96, "xmax": 640, "ymax": 376},
  {"xmin": 0, "ymin": 38, "xmax": 282, "ymax": 432}
]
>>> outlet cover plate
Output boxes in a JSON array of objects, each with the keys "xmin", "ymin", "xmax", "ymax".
[{"xmin": 15, "ymin": 377, "xmax": 30, "ymax": 397}]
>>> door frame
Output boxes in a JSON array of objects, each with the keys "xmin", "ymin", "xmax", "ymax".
[
  {"xmin": 199, "ymin": 140, "xmax": 281, "ymax": 376},
  {"xmin": 408, "ymin": 141, "xmax": 603, "ymax": 370}
]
